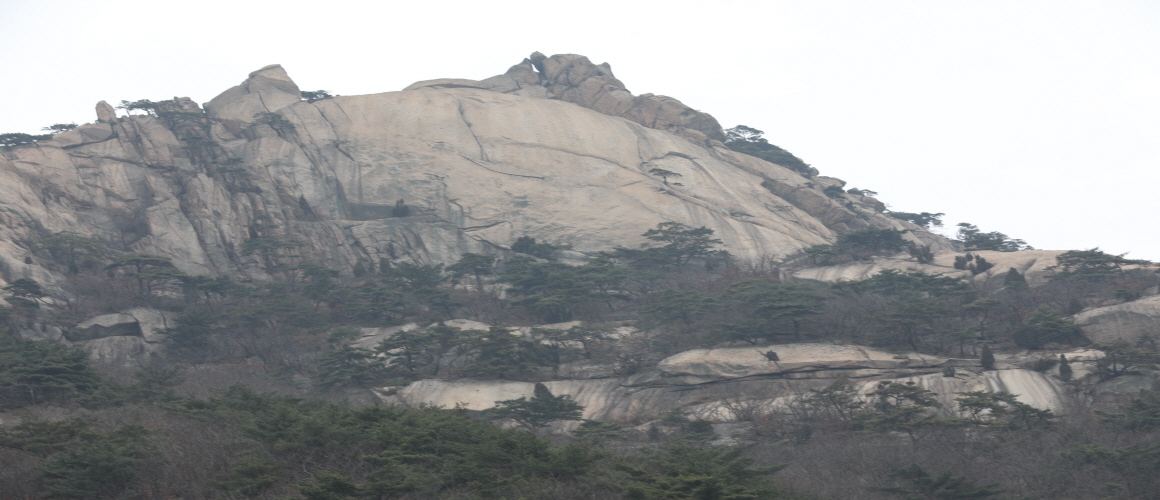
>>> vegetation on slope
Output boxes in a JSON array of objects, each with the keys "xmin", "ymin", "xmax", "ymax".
[{"xmin": 3, "ymin": 205, "xmax": 1160, "ymax": 498}]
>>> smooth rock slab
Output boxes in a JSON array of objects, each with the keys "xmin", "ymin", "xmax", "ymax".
[
  {"xmin": 1074, "ymin": 295, "xmax": 1160, "ymax": 343},
  {"xmin": 78, "ymin": 336, "xmax": 162, "ymax": 368},
  {"xmin": 879, "ymin": 369, "xmax": 1066, "ymax": 412},
  {"xmin": 68, "ymin": 313, "xmax": 140, "ymax": 341},
  {"xmin": 68, "ymin": 308, "xmax": 175, "ymax": 343},
  {"xmin": 657, "ymin": 344, "xmax": 947, "ymax": 382}
]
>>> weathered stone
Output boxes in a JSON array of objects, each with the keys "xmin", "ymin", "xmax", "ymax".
[
  {"xmin": 77, "ymin": 336, "xmax": 162, "ymax": 367},
  {"xmin": 402, "ymin": 78, "xmax": 487, "ymax": 91},
  {"xmin": 792, "ymin": 250, "xmax": 1067, "ymax": 289},
  {"xmin": 66, "ymin": 308, "xmax": 172, "ymax": 344},
  {"xmin": 41, "ymin": 123, "xmax": 115, "ymax": 148},
  {"xmin": 96, "ymin": 100, "xmax": 117, "ymax": 122},
  {"xmin": 68, "ymin": 313, "xmax": 140, "ymax": 341},
  {"xmin": 204, "ymin": 64, "xmax": 302, "ymax": 123},
  {"xmin": 880, "ymin": 369, "xmax": 1066, "ymax": 411},
  {"xmin": 354, "ymin": 323, "xmax": 419, "ymax": 350},
  {"xmin": 1074, "ymin": 295, "xmax": 1160, "ymax": 343},
  {"xmin": 793, "ymin": 257, "xmax": 968, "ymax": 283},
  {"xmin": 16, "ymin": 323, "xmax": 66, "ymax": 343},
  {"xmin": 0, "ymin": 59, "xmax": 956, "ymax": 295},
  {"xmin": 382, "ymin": 344, "xmax": 1073, "ymax": 424},
  {"xmin": 406, "ymin": 53, "xmax": 727, "ymax": 145},
  {"xmin": 436, "ymin": 319, "xmax": 493, "ymax": 331},
  {"xmin": 932, "ymin": 250, "xmax": 1067, "ymax": 286},
  {"xmin": 656, "ymin": 344, "xmax": 947, "ymax": 383},
  {"xmin": 124, "ymin": 307, "xmax": 175, "ymax": 343}
]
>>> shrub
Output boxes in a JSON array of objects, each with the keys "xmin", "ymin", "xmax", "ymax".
[
  {"xmin": 956, "ymin": 223, "xmax": 1032, "ymax": 251},
  {"xmin": 980, "ymin": 344, "xmax": 995, "ymax": 370},
  {"xmin": 300, "ymin": 90, "xmax": 334, "ymax": 103},
  {"xmin": 117, "ymin": 99, "xmax": 159, "ymax": 116},
  {"xmin": 1, "ymin": 132, "xmax": 53, "ymax": 148},
  {"xmin": 724, "ymin": 125, "xmax": 815, "ymax": 175},
  {"xmin": 888, "ymin": 211, "xmax": 945, "ymax": 228},
  {"xmin": 251, "ymin": 112, "xmax": 295, "ymax": 135},
  {"xmin": 837, "ymin": 229, "xmax": 908, "ymax": 260},
  {"xmin": 1012, "ymin": 305, "xmax": 1082, "ymax": 349},
  {"xmin": 1048, "ymin": 248, "xmax": 1151, "ymax": 282},
  {"xmin": 42, "ymin": 123, "xmax": 78, "ymax": 133},
  {"xmin": 0, "ymin": 336, "xmax": 102, "ymax": 409},
  {"xmin": 390, "ymin": 199, "xmax": 410, "ymax": 217}
]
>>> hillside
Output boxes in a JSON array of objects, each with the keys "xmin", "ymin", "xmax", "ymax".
[{"xmin": 2, "ymin": 53, "xmax": 1159, "ymax": 500}]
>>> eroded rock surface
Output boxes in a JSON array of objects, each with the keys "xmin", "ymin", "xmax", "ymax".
[
  {"xmin": 793, "ymin": 250, "xmax": 1067, "ymax": 288},
  {"xmin": 656, "ymin": 344, "xmax": 947, "ymax": 383},
  {"xmin": 1074, "ymin": 295, "xmax": 1160, "ymax": 343},
  {"xmin": 0, "ymin": 56, "xmax": 955, "ymax": 294},
  {"xmin": 382, "ymin": 341, "xmax": 1081, "ymax": 422},
  {"xmin": 406, "ymin": 52, "xmax": 726, "ymax": 145}
]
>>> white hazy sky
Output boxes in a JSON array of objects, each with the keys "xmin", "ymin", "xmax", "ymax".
[{"xmin": 2, "ymin": 0, "xmax": 1157, "ymax": 260}]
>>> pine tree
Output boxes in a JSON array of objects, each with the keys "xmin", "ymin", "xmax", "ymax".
[
  {"xmin": 483, "ymin": 383, "xmax": 584, "ymax": 431},
  {"xmin": 981, "ymin": 344, "xmax": 995, "ymax": 370},
  {"xmin": 1003, "ymin": 267, "xmax": 1029, "ymax": 290},
  {"xmin": 1058, "ymin": 354, "xmax": 1073, "ymax": 381}
]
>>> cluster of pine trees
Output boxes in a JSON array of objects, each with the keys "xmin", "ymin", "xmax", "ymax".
[{"xmin": 4, "ymin": 217, "xmax": 1160, "ymax": 498}]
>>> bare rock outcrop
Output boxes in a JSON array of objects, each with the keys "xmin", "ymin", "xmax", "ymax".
[
  {"xmin": 0, "ymin": 58, "xmax": 956, "ymax": 293},
  {"xmin": 1074, "ymin": 295, "xmax": 1160, "ymax": 343},
  {"xmin": 68, "ymin": 312, "xmax": 141, "ymax": 341},
  {"xmin": 67, "ymin": 308, "xmax": 175, "ymax": 364},
  {"xmin": 204, "ymin": 64, "xmax": 302, "ymax": 123},
  {"xmin": 655, "ymin": 344, "xmax": 948, "ymax": 383},
  {"xmin": 793, "ymin": 250, "xmax": 1068, "ymax": 288},
  {"xmin": 406, "ymin": 52, "xmax": 726, "ymax": 145},
  {"xmin": 382, "ymin": 341, "xmax": 1075, "ymax": 422}
]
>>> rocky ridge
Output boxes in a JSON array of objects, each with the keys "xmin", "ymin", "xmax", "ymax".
[
  {"xmin": 3, "ymin": 53, "xmax": 1157, "ymax": 432},
  {"xmin": 0, "ymin": 53, "xmax": 952, "ymax": 295},
  {"xmin": 373, "ymin": 321, "xmax": 1082, "ymax": 423}
]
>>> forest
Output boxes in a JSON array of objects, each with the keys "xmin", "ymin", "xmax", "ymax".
[{"xmin": 2, "ymin": 217, "xmax": 1160, "ymax": 499}]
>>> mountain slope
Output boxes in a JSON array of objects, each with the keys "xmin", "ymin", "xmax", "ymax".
[{"xmin": 0, "ymin": 55, "xmax": 952, "ymax": 291}]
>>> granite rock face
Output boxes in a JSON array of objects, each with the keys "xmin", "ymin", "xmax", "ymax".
[
  {"xmin": 792, "ymin": 250, "xmax": 1068, "ymax": 286},
  {"xmin": 406, "ymin": 52, "xmax": 727, "ymax": 145},
  {"xmin": 1074, "ymin": 295, "xmax": 1160, "ymax": 343},
  {"xmin": 0, "ymin": 55, "xmax": 954, "ymax": 294},
  {"xmin": 382, "ymin": 338, "xmax": 1076, "ymax": 422},
  {"xmin": 61, "ymin": 308, "xmax": 175, "ymax": 366}
]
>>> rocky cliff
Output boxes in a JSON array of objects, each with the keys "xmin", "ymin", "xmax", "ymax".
[
  {"xmin": 4, "ymin": 53, "xmax": 1157, "ymax": 434},
  {"xmin": 0, "ymin": 53, "xmax": 953, "ymax": 293}
]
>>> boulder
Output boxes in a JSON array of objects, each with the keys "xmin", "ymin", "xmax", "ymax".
[
  {"xmin": 932, "ymin": 250, "xmax": 1067, "ymax": 286},
  {"xmin": 204, "ymin": 64, "xmax": 302, "ymax": 123},
  {"xmin": 67, "ymin": 308, "xmax": 173, "ymax": 344},
  {"xmin": 1074, "ymin": 295, "xmax": 1160, "ymax": 343},
  {"xmin": 124, "ymin": 307, "xmax": 175, "ymax": 343},
  {"xmin": 16, "ymin": 323, "xmax": 66, "ymax": 343},
  {"xmin": 96, "ymin": 100, "xmax": 117, "ymax": 122},
  {"xmin": 42, "ymin": 123, "xmax": 115, "ymax": 148},
  {"xmin": 68, "ymin": 312, "xmax": 140, "ymax": 341}
]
